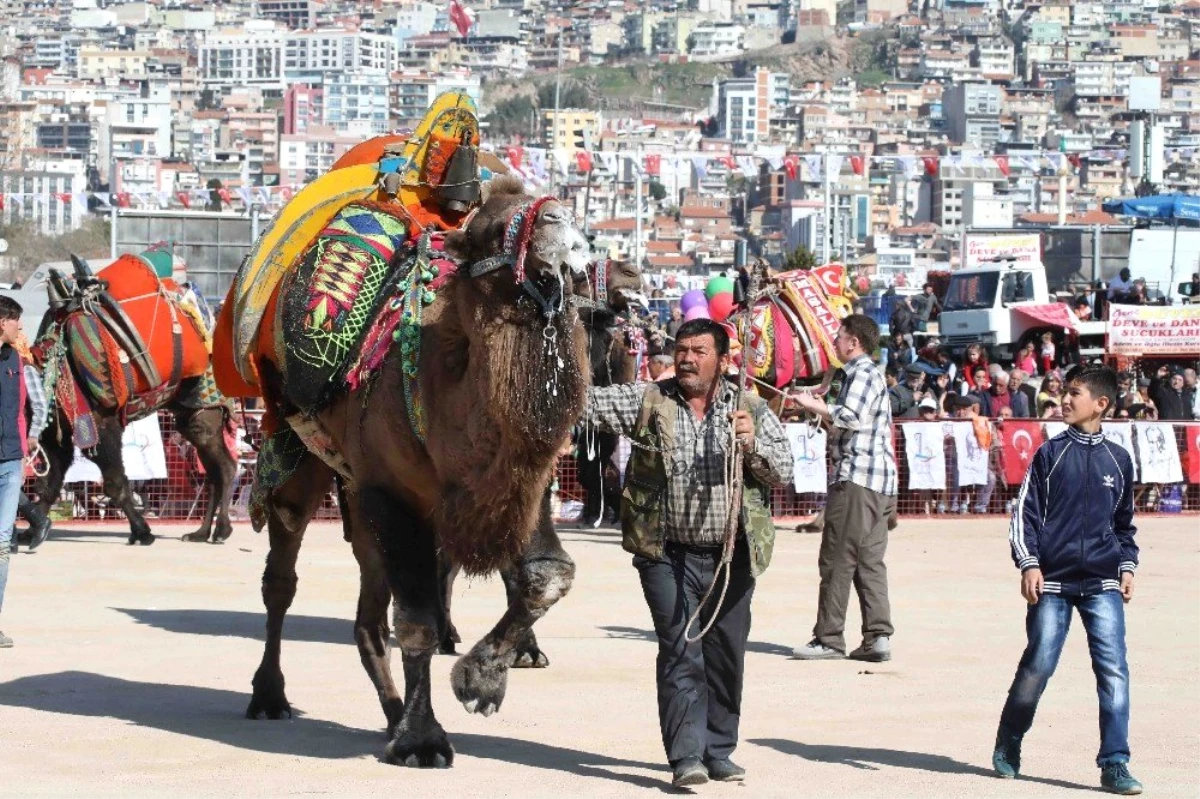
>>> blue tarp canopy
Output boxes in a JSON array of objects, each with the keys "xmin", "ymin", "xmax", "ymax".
[{"xmin": 1102, "ymin": 194, "xmax": 1200, "ymax": 221}]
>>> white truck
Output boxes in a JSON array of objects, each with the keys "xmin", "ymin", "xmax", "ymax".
[{"xmin": 938, "ymin": 256, "xmax": 1110, "ymax": 361}]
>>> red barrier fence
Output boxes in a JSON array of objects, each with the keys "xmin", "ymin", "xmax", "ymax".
[{"xmin": 28, "ymin": 416, "xmax": 1199, "ymax": 526}]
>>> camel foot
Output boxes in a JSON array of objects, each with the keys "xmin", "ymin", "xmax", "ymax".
[
  {"xmin": 127, "ymin": 531, "xmax": 156, "ymax": 546},
  {"xmin": 438, "ymin": 623, "xmax": 462, "ymax": 656},
  {"xmin": 246, "ymin": 667, "xmax": 292, "ymax": 720},
  {"xmin": 451, "ymin": 640, "xmax": 508, "ymax": 716},
  {"xmin": 384, "ymin": 719, "xmax": 454, "ymax": 768},
  {"xmin": 181, "ymin": 530, "xmax": 210, "ymax": 543},
  {"xmin": 510, "ymin": 631, "xmax": 549, "ymax": 669},
  {"xmin": 383, "ymin": 698, "xmax": 405, "ymax": 739}
]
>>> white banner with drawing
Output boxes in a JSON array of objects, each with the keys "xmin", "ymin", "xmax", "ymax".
[
  {"xmin": 63, "ymin": 414, "xmax": 169, "ymax": 484},
  {"xmin": 784, "ymin": 422, "xmax": 828, "ymax": 494},
  {"xmin": 902, "ymin": 422, "xmax": 947, "ymax": 490},
  {"xmin": 951, "ymin": 421, "xmax": 990, "ymax": 487},
  {"xmin": 1132, "ymin": 422, "xmax": 1183, "ymax": 484}
]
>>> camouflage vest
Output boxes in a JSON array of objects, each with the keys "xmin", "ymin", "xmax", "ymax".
[{"xmin": 620, "ymin": 380, "xmax": 777, "ymax": 577}]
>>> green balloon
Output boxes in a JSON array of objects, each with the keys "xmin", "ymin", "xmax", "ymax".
[{"xmin": 705, "ymin": 276, "xmax": 734, "ymax": 300}]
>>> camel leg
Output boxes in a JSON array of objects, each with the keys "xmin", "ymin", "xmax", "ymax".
[
  {"xmin": 438, "ymin": 557, "xmax": 462, "ymax": 655},
  {"xmin": 176, "ymin": 407, "xmax": 236, "ymax": 544},
  {"xmin": 86, "ymin": 417, "xmax": 154, "ymax": 545},
  {"xmin": 245, "ymin": 453, "xmax": 333, "ymax": 721},
  {"xmin": 358, "ymin": 485, "xmax": 453, "ymax": 768},
  {"xmin": 340, "ymin": 476, "xmax": 405, "ymax": 736},
  {"xmin": 452, "ymin": 491, "xmax": 575, "ymax": 713},
  {"xmin": 34, "ymin": 416, "xmax": 74, "ymax": 518}
]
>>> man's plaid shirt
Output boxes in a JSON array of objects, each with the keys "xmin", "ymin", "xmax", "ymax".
[
  {"xmin": 586, "ymin": 379, "xmax": 793, "ymax": 547},
  {"xmin": 828, "ymin": 354, "xmax": 897, "ymax": 496}
]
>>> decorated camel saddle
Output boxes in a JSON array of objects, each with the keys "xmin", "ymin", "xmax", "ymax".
[
  {"xmin": 741, "ymin": 263, "xmax": 857, "ymax": 388},
  {"xmin": 33, "ymin": 246, "xmax": 218, "ymax": 446},
  {"xmin": 212, "ymin": 91, "xmax": 491, "ymax": 494}
]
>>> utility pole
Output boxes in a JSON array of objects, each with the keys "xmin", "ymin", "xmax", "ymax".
[
  {"xmin": 634, "ymin": 145, "xmax": 643, "ymax": 271},
  {"xmin": 551, "ymin": 28, "xmax": 563, "ymax": 193}
]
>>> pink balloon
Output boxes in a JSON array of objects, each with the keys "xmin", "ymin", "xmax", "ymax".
[
  {"xmin": 684, "ymin": 304, "xmax": 711, "ymax": 321},
  {"xmin": 680, "ymin": 289, "xmax": 706, "ymax": 312},
  {"xmin": 708, "ymin": 292, "xmax": 735, "ymax": 322}
]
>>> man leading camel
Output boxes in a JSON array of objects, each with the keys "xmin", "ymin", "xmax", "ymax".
[{"xmin": 585, "ymin": 318, "xmax": 792, "ymax": 789}]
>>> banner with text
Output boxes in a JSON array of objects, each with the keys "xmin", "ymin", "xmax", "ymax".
[{"xmin": 1107, "ymin": 306, "xmax": 1200, "ymax": 356}]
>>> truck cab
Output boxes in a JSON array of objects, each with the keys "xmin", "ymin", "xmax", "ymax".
[{"xmin": 939, "ymin": 257, "xmax": 1051, "ymax": 359}]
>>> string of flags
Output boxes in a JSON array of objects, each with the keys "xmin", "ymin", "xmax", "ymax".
[
  {"xmin": 500, "ymin": 146, "xmax": 1139, "ymax": 186},
  {"xmin": 0, "ymin": 144, "xmax": 1177, "ymax": 215}
]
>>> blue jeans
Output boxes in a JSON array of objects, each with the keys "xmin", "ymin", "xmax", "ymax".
[
  {"xmin": 999, "ymin": 590, "xmax": 1131, "ymax": 767},
  {"xmin": 0, "ymin": 458, "xmax": 25, "ymax": 616}
]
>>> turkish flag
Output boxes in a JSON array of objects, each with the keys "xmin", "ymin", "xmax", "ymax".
[
  {"xmin": 116, "ymin": 192, "xmax": 132, "ymax": 208},
  {"xmin": 1067, "ymin": 153, "xmax": 1082, "ymax": 169},
  {"xmin": 922, "ymin": 156, "xmax": 939, "ymax": 177},
  {"xmin": 721, "ymin": 155, "xmax": 737, "ymax": 170},
  {"xmin": 176, "ymin": 191, "xmax": 191, "ymax": 209},
  {"xmin": 1186, "ymin": 424, "xmax": 1200, "ymax": 484},
  {"xmin": 448, "ymin": 1, "xmax": 474, "ymax": 37},
  {"xmin": 849, "ymin": 155, "xmax": 865, "ymax": 176},
  {"xmin": 1000, "ymin": 421, "xmax": 1045, "ymax": 485},
  {"xmin": 575, "ymin": 150, "xmax": 592, "ymax": 173},
  {"xmin": 783, "ymin": 155, "xmax": 798, "ymax": 180},
  {"xmin": 280, "ymin": 186, "xmax": 294, "ymax": 202},
  {"xmin": 54, "ymin": 192, "xmax": 72, "ymax": 205},
  {"xmin": 506, "ymin": 145, "xmax": 523, "ymax": 170},
  {"xmin": 810, "ymin": 263, "xmax": 845, "ymax": 296},
  {"xmin": 218, "ymin": 188, "xmax": 232, "ymax": 203},
  {"xmin": 0, "ymin": 194, "xmax": 6, "ymax": 211},
  {"xmin": 994, "ymin": 155, "xmax": 1010, "ymax": 176},
  {"xmin": 644, "ymin": 154, "xmax": 661, "ymax": 176}
]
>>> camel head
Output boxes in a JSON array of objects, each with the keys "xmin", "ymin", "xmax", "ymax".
[{"xmin": 446, "ymin": 176, "xmax": 590, "ymax": 319}]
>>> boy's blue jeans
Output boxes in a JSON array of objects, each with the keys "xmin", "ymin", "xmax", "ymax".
[
  {"xmin": 999, "ymin": 590, "xmax": 1131, "ymax": 767},
  {"xmin": 0, "ymin": 457, "xmax": 25, "ymax": 616}
]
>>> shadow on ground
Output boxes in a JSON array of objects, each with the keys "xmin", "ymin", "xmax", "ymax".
[
  {"xmin": 113, "ymin": 608, "xmax": 352, "ymax": 645},
  {"xmin": 750, "ymin": 738, "xmax": 1095, "ymax": 792},
  {"xmin": 600, "ymin": 625, "xmax": 794, "ymax": 658},
  {"xmin": 0, "ymin": 671, "xmax": 668, "ymax": 788}
]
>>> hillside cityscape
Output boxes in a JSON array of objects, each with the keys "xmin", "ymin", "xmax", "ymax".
[{"xmin": 1, "ymin": 0, "xmax": 1199, "ymax": 290}]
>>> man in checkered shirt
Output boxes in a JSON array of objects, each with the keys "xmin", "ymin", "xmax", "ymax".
[
  {"xmin": 585, "ymin": 318, "xmax": 792, "ymax": 789},
  {"xmin": 793, "ymin": 313, "xmax": 898, "ymax": 663}
]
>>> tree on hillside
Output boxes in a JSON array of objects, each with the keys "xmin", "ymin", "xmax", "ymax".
[
  {"xmin": 2, "ymin": 217, "xmax": 112, "ymax": 281},
  {"xmin": 783, "ymin": 247, "xmax": 819, "ymax": 271},
  {"xmin": 485, "ymin": 94, "xmax": 538, "ymax": 140}
]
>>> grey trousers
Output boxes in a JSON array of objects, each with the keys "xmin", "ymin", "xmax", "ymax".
[
  {"xmin": 635, "ymin": 538, "xmax": 755, "ymax": 765},
  {"xmin": 813, "ymin": 480, "xmax": 896, "ymax": 652}
]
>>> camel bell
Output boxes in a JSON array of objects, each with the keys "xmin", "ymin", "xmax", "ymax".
[{"xmin": 434, "ymin": 144, "xmax": 480, "ymax": 214}]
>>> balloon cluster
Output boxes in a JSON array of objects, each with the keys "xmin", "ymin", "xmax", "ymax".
[{"xmin": 678, "ymin": 275, "xmax": 736, "ymax": 323}]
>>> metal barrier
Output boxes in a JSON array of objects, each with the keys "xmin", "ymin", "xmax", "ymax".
[{"xmin": 27, "ymin": 415, "xmax": 1199, "ymax": 526}]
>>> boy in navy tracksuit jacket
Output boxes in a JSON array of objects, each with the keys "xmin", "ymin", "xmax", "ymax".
[{"xmin": 993, "ymin": 364, "xmax": 1142, "ymax": 794}]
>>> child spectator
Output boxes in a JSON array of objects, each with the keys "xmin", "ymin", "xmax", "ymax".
[
  {"xmin": 1014, "ymin": 342, "xmax": 1038, "ymax": 377},
  {"xmin": 1038, "ymin": 332, "xmax": 1056, "ymax": 375},
  {"xmin": 994, "ymin": 364, "xmax": 1141, "ymax": 795},
  {"xmin": 962, "ymin": 344, "xmax": 988, "ymax": 390},
  {"xmin": 1037, "ymin": 372, "xmax": 1064, "ymax": 417},
  {"xmin": 949, "ymin": 394, "xmax": 997, "ymax": 513}
]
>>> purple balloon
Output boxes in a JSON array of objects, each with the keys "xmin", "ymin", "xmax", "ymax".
[
  {"xmin": 684, "ymin": 304, "xmax": 711, "ymax": 321},
  {"xmin": 680, "ymin": 289, "xmax": 706, "ymax": 312}
]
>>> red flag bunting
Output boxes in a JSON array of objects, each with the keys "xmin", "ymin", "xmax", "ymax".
[
  {"xmin": 217, "ymin": 188, "xmax": 232, "ymax": 203},
  {"xmin": 721, "ymin": 155, "xmax": 736, "ymax": 170},
  {"xmin": 1067, "ymin": 153, "xmax": 1082, "ymax": 169},
  {"xmin": 449, "ymin": 1, "xmax": 474, "ymax": 37},
  {"xmin": 849, "ymin": 155, "xmax": 864, "ymax": 176},
  {"xmin": 575, "ymin": 150, "xmax": 592, "ymax": 173},
  {"xmin": 116, "ymin": 192, "xmax": 131, "ymax": 208},
  {"xmin": 993, "ymin": 155, "xmax": 1010, "ymax": 177},
  {"xmin": 1187, "ymin": 424, "xmax": 1200, "ymax": 484},
  {"xmin": 644, "ymin": 154, "xmax": 661, "ymax": 176},
  {"xmin": 783, "ymin": 155, "xmax": 799, "ymax": 180},
  {"xmin": 176, "ymin": 191, "xmax": 191, "ymax": 209},
  {"xmin": 280, "ymin": 186, "xmax": 294, "ymax": 201},
  {"xmin": 922, "ymin": 156, "xmax": 939, "ymax": 177},
  {"xmin": 506, "ymin": 145, "xmax": 523, "ymax": 170},
  {"xmin": 1000, "ymin": 421, "xmax": 1045, "ymax": 485},
  {"xmin": 0, "ymin": 194, "xmax": 5, "ymax": 211}
]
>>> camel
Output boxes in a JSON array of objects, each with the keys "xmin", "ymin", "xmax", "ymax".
[
  {"xmin": 31, "ymin": 262, "xmax": 236, "ymax": 546},
  {"xmin": 438, "ymin": 258, "xmax": 649, "ymax": 659},
  {"xmin": 244, "ymin": 176, "xmax": 592, "ymax": 766}
]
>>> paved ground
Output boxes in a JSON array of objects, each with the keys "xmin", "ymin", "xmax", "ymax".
[{"xmin": 0, "ymin": 516, "xmax": 1197, "ymax": 797}]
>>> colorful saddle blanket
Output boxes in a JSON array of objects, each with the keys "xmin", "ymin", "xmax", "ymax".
[
  {"xmin": 277, "ymin": 202, "xmax": 412, "ymax": 414},
  {"xmin": 745, "ymin": 269, "xmax": 850, "ymax": 388}
]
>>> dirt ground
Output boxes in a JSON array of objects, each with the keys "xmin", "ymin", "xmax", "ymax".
[{"xmin": 1, "ymin": 516, "xmax": 1197, "ymax": 797}]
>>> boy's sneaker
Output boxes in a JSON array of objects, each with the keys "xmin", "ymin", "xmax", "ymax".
[
  {"xmin": 671, "ymin": 757, "xmax": 708, "ymax": 789},
  {"xmin": 848, "ymin": 636, "xmax": 891, "ymax": 662},
  {"xmin": 992, "ymin": 729, "xmax": 1022, "ymax": 778},
  {"xmin": 1100, "ymin": 764, "xmax": 1143, "ymax": 795},
  {"xmin": 792, "ymin": 639, "xmax": 845, "ymax": 660},
  {"xmin": 0, "ymin": 631, "xmax": 12, "ymax": 648}
]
